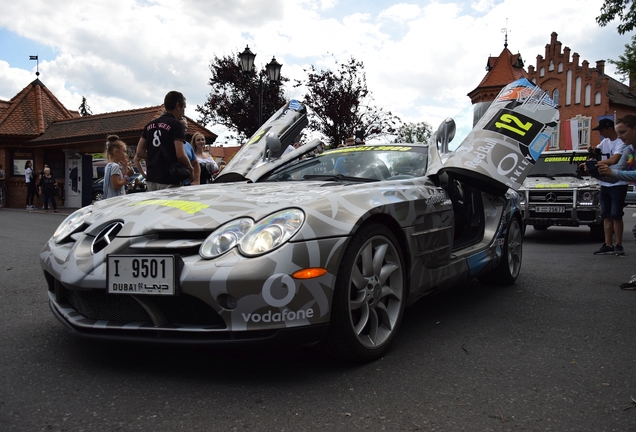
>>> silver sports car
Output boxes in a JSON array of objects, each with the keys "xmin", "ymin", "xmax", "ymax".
[{"xmin": 41, "ymin": 79, "xmax": 558, "ymax": 361}]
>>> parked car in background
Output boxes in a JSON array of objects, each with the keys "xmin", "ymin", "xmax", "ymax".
[
  {"xmin": 518, "ymin": 151, "xmax": 603, "ymax": 240},
  {"xmin": 92, "ymin": 177, "xmax": 104, "ymax": 201}
]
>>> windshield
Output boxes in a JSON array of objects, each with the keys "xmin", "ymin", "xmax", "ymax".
[
  {"xmin": 528, "ymin": 153, "xmax": 589, "ymax": 177},
  {"xmin": 261, "ymin": 145, "xmax": 428, "ymax": 182}
]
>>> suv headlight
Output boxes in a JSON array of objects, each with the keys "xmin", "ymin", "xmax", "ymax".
[{"xmin": 578, "ymin": 190, "xmax": 597, "ymax": 205}]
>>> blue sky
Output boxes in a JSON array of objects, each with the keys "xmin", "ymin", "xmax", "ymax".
[{"xmin": 0, "ymin": 0, "xmax": 629, "ymax": 144}]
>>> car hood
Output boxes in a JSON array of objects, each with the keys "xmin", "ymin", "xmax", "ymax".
[
  {"xmin": 81, "ymin": 179, "xmax": 420, "ymax": 239},
  {"xmin": 521, "ymin": 176, "xmax": 599, "ymax": 189}
]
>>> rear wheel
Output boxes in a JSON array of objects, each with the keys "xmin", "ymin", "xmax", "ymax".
[
  {"xmin": 321, "ymin": 223, "xmax": 406, "ymax": 362},
  {"xmin": 488, "ymin": 218, "xmax": 523, "ymax": 285}
]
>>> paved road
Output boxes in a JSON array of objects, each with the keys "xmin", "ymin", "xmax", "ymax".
[{"xmin": 1, "ymin": 207, "xmax": 635, "ymax": 431}]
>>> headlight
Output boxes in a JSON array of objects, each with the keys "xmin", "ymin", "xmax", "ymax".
[
  {"xmin": 240, "ymin": 209, "xmax": 305, "ymax": 257},
  {"xmin": 52, "ymin": 206, "xmax": 93, "ymax": 244},
  {"xmin": 518, "ymin": 191, "xmax": 527, "ymax": 206},
  {"xmin": 579, "ymin": 190, "xmax": 596, "ymax": 205},
  {"xmin": 199, "ymin": 218, "xmax": 253, "ymax": 259}
]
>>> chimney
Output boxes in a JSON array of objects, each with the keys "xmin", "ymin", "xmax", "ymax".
[
  {"xmin": 573, "ymin": 52, "xmax": 580, "ymax": 67},
  {"xmin": 596, "ymin": 60, "xmax": 605, "ymax": 75}
]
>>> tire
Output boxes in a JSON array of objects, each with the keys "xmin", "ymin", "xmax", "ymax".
[
  {"xmin": 488, "ymin": 217, "xmax": 523, "ymax": 285},
  {"xmin": 321, "ymin": 223, "xmax": 406, "ymax": 362},
  {"xmin": 93, "ymin": 191, "xmax": 103, "ymax": 201}
]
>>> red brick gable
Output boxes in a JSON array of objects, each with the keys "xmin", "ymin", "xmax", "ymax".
[{"xmin": 0, "ymin": 79, "xmax": 78, "ymax": 137}]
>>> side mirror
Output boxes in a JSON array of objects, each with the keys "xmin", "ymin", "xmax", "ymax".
[
  {"xmin": 263, "ymin": 134, "xmax": 282, "ymax": 161},
  {"xmin": 435, "ymin": 117, "xmax": 456, "ymax": 154}
]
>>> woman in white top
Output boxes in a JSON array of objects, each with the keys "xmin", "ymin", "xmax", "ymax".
[
  {"xmin": 192, "ymin": 132, "xmax": 218, "ymax": 184},
  {"xmin": 25, "ymin": 160, "xmax": 36, "ymax": 208},
  {"xmin": 103, "ymin": 135, "xmax": 134, "ymax": 199}
]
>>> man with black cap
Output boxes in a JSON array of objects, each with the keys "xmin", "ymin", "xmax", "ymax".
[{"xmin": 591, "ymin": 118, "xmax": 627, "ymax": 255}]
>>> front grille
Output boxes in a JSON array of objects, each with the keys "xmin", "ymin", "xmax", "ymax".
[
  {"xmin": 63, "ymin": 286, "xmax": 225, "ymax": 328},
  {"xmin": 528, "ymin": 190, "xmax": 574, "ymax": 204}
]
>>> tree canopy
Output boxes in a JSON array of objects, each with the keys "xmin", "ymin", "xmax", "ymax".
[
  {"xmin": 196, "ymin": 51, "xmax": 287, "ymax": 142},
  {"xmin": 394, "ymin": 121, "xmax": 432, "ymax": 143},
  {"xmin": 294, "ymin": 57, "xmax": 400, "ymax": 148},
  {"xmin": 596, "ymin": 0, "xmax": 636, "ymax": 34},
  {"xmin": 609, "ymin": 34, "xmax": 636, "ymax": 82}
]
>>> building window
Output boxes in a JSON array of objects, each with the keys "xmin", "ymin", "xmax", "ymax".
[
  {"xmin": 573, "ymin": 115, "xmax": 591, "ymax": 147},
  {"xmin": 552, "ymin": 89, "xmax": 560, "ymax": 106},
  {"xmin": 532, "ymin": 78, "xmax": 537, "ymax": 85},
  {"xmin": 558, "ymin": 62, "xmax": 563, "ymax": 73},
  {"xmin": 566, "ymin": 70, "xmax": 572, "ymax": 105},
  {"xmin": 549, "ymin": 60, "xmax": 554, "ymax": 71},
  {"xmin": 595, "ymin": 92, "xmax": 601, "ymax": 105},
  {"xmin": 549, "ymin": 121, "xmax": 560, "ymax": 149},
  {"xmin": 585, "ymin": 85, "xmax": 591, "ymax": 106},
  {"xmin": 575, "ymin": 77, "xmax": 582, "ymax": 104},
  {"xmin": 540, "ymin": 67, "xmax": 545, "ymax": 77}
]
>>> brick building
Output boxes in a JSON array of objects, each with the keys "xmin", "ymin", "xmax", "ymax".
[
  {"xmin": 0, "ymin": 79, "xmax": 241, "ymax": 209},
  {"xmin": 469, "ymin": 32, "xmax": 636, "ymax": 150}
]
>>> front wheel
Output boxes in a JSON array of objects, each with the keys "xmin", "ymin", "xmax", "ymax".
[
  {"xmin": 321, "ymin": 223, "xmax": 406, "ymax": 362},
  {"xmin": 488, "ymin": 217, "xmax": 523, "ymax": 285}
]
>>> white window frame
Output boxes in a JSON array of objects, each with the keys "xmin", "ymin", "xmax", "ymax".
[
  {"xmin": 573, "ymin": 115, "xmax": 591, "ymax": 148},
  {"xmin": 575, "ymin": 77, "xmax": 582, "ymax": 104},
  {"xmin": 585, "ymin": 84, "xmax": 591, "ymax": 106},
  {"xmin": 549, "ymin": 121, "xmax": 560, "ymax": 149},
  {"xmin": 595, "ymin": 92, "xmax": 601, "ymax": 105}
]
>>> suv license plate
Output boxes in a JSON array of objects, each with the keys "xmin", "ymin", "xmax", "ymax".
[
  {"xmin": 535, "ymin": 206, "xmax": 565, "ymax": 213},
  {"xmin": 107, "ymin": 255, "xmax": 176, "ymax": 295}
]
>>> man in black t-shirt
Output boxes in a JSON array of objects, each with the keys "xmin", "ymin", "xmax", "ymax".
[{"xmin": 134, "ymin": 91, "xmax": 194, "ymax": 191}]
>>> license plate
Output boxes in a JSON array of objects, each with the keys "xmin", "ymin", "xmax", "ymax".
[
  {"xmin": 535, "ymin": 206, "xmax": 565, "ymax": 213},
  {"xmin": 107, "ymin": 255, "xmax": 176, "ymax": 295}
]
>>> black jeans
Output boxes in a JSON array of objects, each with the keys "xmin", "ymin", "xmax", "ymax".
[
  {"xmin": 42, "ymin": 192, "xmax": 57, "ymax": 210},
  {"xmin": 26, "ymin": 182, "xmax": 36, "ymax": 206}
]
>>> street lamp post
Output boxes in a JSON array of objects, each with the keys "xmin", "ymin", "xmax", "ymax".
[{"xmin": 239, "ymin": 45, "xmax": 282, "ymax": 127}]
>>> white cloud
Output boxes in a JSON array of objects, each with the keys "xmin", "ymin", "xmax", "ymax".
[{"xmin": 0, "ymin": 0, "xmax": 627, "ymax": 137}]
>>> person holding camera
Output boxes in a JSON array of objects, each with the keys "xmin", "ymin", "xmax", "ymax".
[{"xmin": 589, "ymin": 118, "xmax": 627, "ymax": 256}]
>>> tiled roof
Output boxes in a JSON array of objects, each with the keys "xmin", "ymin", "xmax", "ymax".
[
  {"xmin": 470, "ymin": 47, "xmax": 527, "ymax": 93},
  {"xmin": 0, "ymin": 79, "xmax": 78, "ymax": 137},
  {"xmin": 28, "ymin": 105, "xmax": 217, "ymax": 144},
  {"xmin": 608, "ymin": 76, "xmax": 636, "ymax": 108}
]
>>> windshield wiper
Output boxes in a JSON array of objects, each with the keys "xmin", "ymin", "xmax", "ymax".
[{"xmin": 303, "ymin": 174, "xmax": 378, "ymax": 182}]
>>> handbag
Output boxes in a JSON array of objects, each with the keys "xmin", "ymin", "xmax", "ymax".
[
  {"xmin": 159, "ymin": 141, "xmax": 191, "ymax": 183},
  {"xmin": 168, "ymin": 162, "xmax": 191, "ymax": 182},
  {"xmin": 53, "ymin": 184, "xmax": 61, "ymax": 196}
]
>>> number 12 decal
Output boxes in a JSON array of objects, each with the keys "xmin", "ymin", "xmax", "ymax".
[{"xmin": 485, "ymin": 109, "xmax": 544, "ymax": 146}]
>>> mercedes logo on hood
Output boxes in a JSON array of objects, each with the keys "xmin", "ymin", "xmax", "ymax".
[{"xmin": 91, "ymin": 222, "xmax": 124, "ymax": 254}]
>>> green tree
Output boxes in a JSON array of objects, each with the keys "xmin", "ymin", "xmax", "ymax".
[
  {"xmin": 78, "ymin": 96, "xmax": 92, "ymax": 116},
  {"xmin": 394, "ymin": 121, "xmax": 432, "ymax": 143},
  {"xmin": 609, "ymin": 34, "xmax": 636, "ymax": 82},
  {"xmin": 596, "ymin": 0, "xmax": 636, "ymax": 34},
  {"xmin": 295, "ymin": 57, "xmax": 400, "ymax": 148},
  {"xmin": 196, "ymin": 50, "xmax": 287, "ymax": 141}
]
